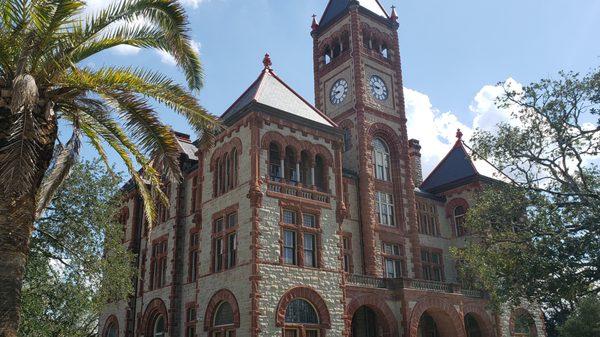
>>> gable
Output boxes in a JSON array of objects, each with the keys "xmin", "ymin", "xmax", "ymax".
[{"xmin": 420, "ymin": 144, "xmax": 480, "ymax": 193}]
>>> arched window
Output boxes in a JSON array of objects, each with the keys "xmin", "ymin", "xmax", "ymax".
[
  {"xmin": 224, "ymin": 153, "xmax": 230, "ymax": 193},
  {"xmin": 465, "ymin": 314, "xmax": 482, "ymax": 337},
  {"xmin": 285, "ymin": 146, "xmax": 298, "ymax": 183},
  {"xmin": 300, "ymin": 151, "xmax": 311, "ymax": 186},
  {"xmin": 104, "ymin": 321, "xmax": 118, "ymax": 337},
  {"xmin": 269, "ymin": 142, "xmax": 281, "ymax": 180},
  {"xmin": 284, "ymin": 299, "xmax": 320, "ymax": 337},
  {"xmin": 343, "ymin": 128, "xmax": 352, "ymax": 152},
  {"xmin": 454, "ymin": 206, "xmax": 466, "ymax": 237},
  {"xmin": 513, "ymin": 311, "xmax": 536, "ymax": 337},
  {"xmin": 323, "ymin": 46, "xmax": 332, "ymax": 65},
  {"xmin": 230, "ymin": 148, "xmax": 238, "ymax": 189},
  {"xmin": 341, "ymin": 32, "xmax": 350, "ymax": 52},
  {"xmin": 212, "ymin": 302, "xmax": 235, "ymax": 337},
  {"xmin": 381, "ymin": 43, "xmax": 389, "ymax": 59},
  {"xmin": 314, "ymin": 155, "xmax": 326, "ymax": 191},
  {"xmin": 372, "ymin": 138, "xmax": 391, "ymax": 181},
  {"xmin": 352, "ymin": 306, "xmax": 378, "ymax": 337},
  {"xmin": 153, "ymin": 315, "xmax": 166, "ymax": 337}
]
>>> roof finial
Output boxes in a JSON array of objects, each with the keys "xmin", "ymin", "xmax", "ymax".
[
  {"xmin": 311, "ymin": 14, "xmax": 319, "ymax": 31},
  {"xmin": 456, "ymin": 128, "xmax": 463, "ymax": 140},
  {"xmin": 263, "ymin": 53, "xmax": 272, "ymax": 70},
  {"xmin": 390, "ymin": 5, "xmax": 398, "ymax": 21}
]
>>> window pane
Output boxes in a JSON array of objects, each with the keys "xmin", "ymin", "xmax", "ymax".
[
  {"xmin": 283, "ymin": 210, "xmax": 297, "ymax": 224},
  {"xmin": 304, "ymin": 234, "xmax": 316, "ymax": 268},
  {"xmin": 303, "ymin": 214, "xmax": 316, "ymax": 228},
  {"xmin": 284, "ymin": 329, "xmax": 298, "ymax": 337},
  {"xmin": 214, "ymin": 302, "xmax": 234, "ymax": 326},
  {"xmin": 227, "ymin": 213, "xmax": 237, "ymax": 228},
  {"xmin": 228, "ymin": 233, "xmax": 237, "ymax": 268},
  {"xmin": 306, "ymin": 330, "xmax": 319, "ymax": 337},
  {"xmin": 283, "ymin": 231, "xmax": 296, "ymax": 265},
  {"xmin": 284, "ymin": 299, "xmax": 319, "ymax": 324}
]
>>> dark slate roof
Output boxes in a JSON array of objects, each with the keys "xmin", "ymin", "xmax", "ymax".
[
  {"xmin": 220, "ymin": 67, "xmax": 337, "ymax": 129},
  {"xmin": 420, "ymin": 140, "xmax": 482, "ymax": 193},
  {"xmin": 319, "ymin": 0, "xmax": 388, "ymax": 27}
]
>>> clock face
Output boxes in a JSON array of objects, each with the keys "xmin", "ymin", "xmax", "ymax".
[
  {"xmin": 369, "ymin": 75, "xmax": 388, "ymax": 101},
  {"xmin": 329, "ymin": 78, "xmax": 349, "ymax": 105}
]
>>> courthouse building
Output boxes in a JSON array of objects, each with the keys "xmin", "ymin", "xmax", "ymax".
[{"xmin": 100, "ymin": 1, "xmax": 547, "ymax": 336}]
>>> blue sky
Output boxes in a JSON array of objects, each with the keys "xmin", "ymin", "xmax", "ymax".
[{"xmin": 81, "ymin": 0, "xmax": 600, "ymax": 175}]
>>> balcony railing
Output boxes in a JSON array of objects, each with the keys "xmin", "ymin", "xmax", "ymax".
[
  {"xmin": 347, "ymin": 274, "xmax": 387, "ymax": 289},
  {"xmin": 266, "ymin": 180, "xmax": 330, "ymax": 204},
  {"xmin": 346, "ymin": 274, "xmax": 485, "ymax": 298}
]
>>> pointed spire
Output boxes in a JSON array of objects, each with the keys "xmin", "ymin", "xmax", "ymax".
[
  {"xmin": 263, "ymin": 53, "xmax": 272, "ymax": 70},
  {"xmin": 454, "ymin": 128, "xmax": 464, "ymax": 148},
  {"xmin": 311, "ymin": 14, "xmax": 319, "ymax": 31},
  {"xmin": 390, "ymin": 5, "xmax": 398, "ymax": 21}
]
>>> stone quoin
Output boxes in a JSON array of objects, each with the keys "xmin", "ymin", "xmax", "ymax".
[{"xmin": 100, "ymin": 1, "xmax": 546, "ymax": 336}]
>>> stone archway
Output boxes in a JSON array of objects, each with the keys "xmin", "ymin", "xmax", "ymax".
[
  {"xmin": 463, "ymin": 304, "xmax": 494, "ymax": 337},
  {"xmin": 409, "ymin": 298, "xmax": 466, "ymax": 337},
  {"xmin": 347, "ymin": 295, "xmax": 398, "ymax": 337}
]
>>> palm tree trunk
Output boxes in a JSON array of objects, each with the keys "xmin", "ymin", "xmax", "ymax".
[{"xmin": 0, "ymin": 193, "xmax": 36, "ymax": 337}]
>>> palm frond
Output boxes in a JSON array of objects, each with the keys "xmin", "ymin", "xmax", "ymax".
[
  {"xmin": 0, "ymin": 106, "xmax": 41, "ymax": 196},
  {"xmin": 79, "ymin": 118, "xmax": 158, "ymax": 226},
  {"xmin": 35, "ymin": 127, "xmax": 81, "ymax": 218},
  {"xmin": 60, "ymin": 66, "xmax": 215, "ymax": 133}
]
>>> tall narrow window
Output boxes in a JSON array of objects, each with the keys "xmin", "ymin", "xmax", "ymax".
[
  {"xmin": 185, "ymin": 307, "xmax": 196, "ymax": 337},
  {"xmin": 269, "ymin": 142, "xmax": 281, "ymax": 180},
  {"xmin": 421, "ymin": 248, "xmax": 444, "ymax": 281},
  {"xmin": 343, "ymin": 128, "xmax": 352, "ymax": 152},
  {"xmin": 188, "ymin": 232, "xmax": 199, "ymax": 282},
  {"xmin": 283, "ymin": 230, "xmax": 297, "ymax": 265},
  {"xmin": 230, "ymin": 148, "xmax": 237, "ymax": 189},
  {"xmin": 375, "ymin": 191, "xmax": 395, "ymax": 226},
  {"xmin": 303, "ymin": 234, "xmax": 317, "ymax": 268},
  {"xmin": 150, "ymin": 240, "xmax": 167, "ymax": 290},
  {"xmin": 191, "ymin": 176, "xmax": 198, "ymax": 214},
  {"xmin": 342, "ymin": 235, "xmax": 353, "ymax": 273},
  {"xmin": 314, "ymin": 155, "xmax": 326, "ymax": 191},
  {"xmin": 417, "ymin": 200, "xmax": 440, "ymax": 236},
  {"xmin": 454, "ymin": 206, "xmax": 467, "ymax": 237},
  {"xmin": 212, "ymin": 212, "xmax": 238, "ymax": 273},
  {"xmin": 227, "ymin": 233, "xmax": 237, "ymax": 269},
  {"xmin": 281, "ymin": 210, "xmax": 321, "ymax": 268},
  {"xmin": 382, "ymin": 242, "xmax": 403, "ymax": 278},
  {"xmin": 372, "ymin": 138, "xmax": 391, "ymax": 181},
  {"xmin": 285, "ymin": 147, "xmax": 297, "ymax": 182}
]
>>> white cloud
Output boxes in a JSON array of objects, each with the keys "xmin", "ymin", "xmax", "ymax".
[
  {"xmin": 112, "ymin": 44, "xmax": 141, "ymax": 55},
  {"xmin": 156, "ymin": 40, "xmax": 201, "ymax": 65},
  {"xmin": 406, "ymin": 78, "xmax": 521, "ymax": 179}
]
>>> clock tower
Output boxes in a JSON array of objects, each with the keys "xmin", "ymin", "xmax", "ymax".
[{"xmin": 312, "ymin": 0, "xmax": 421, "ymax": 278}]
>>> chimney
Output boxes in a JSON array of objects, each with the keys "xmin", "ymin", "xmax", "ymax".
[{"xmin": 408, "ymin": 139, "xmax": 423, "ymax": 186}]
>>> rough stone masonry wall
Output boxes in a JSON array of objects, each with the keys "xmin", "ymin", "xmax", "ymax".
[
  {"xmin": 194, "ymin": 124, "xmax": 253, "ymax": 336},
  {"xmin": 256, "ymin": 126, "xmax": 346, "ymax": 336}
]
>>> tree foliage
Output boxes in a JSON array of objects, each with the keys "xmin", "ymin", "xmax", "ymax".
[
  {"xmin": 558, "ymin": 296, "xmax": 600, "ymax": 337},
  {"xmin": 453, "ymin": 68, "xmax": 600, "ymax": 334},
  {"xmin": 19, "ymin": 159, "xmax": 133, "ymax": 337}
]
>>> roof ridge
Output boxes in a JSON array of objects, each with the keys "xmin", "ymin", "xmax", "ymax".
[
  {"xmin": 220, "ymin": 69, "xmax": 266, "ymax": 118},
  {"xmin": 267, "ymin": 70, "xmax": 338, "ymax": 127}
]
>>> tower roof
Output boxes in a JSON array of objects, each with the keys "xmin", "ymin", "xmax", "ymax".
[
  {"xmin": 420, "ymin": 130, "xmax": 492, "ymax": 194},
  {"xmin": 221, "ymin": 54, "xmax": 337, "ymax": 130},
  {"xmin": 319, "ymin": 0, "xmax": 388, "ymax": 28}
]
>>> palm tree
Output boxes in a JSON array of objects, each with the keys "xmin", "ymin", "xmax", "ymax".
[{"xmin": 0, "ymin": 1, "xmax": 216, "ymax": 335}]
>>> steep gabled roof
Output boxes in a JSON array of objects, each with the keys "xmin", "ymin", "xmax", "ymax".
[
  {"xmin": 420, "ymin": 131, "xmax": 486, "ymax": 194},
  {"xmin": 221, "ymin": 56, "xmax": 337, "ymax": 130},
  {"xmin": 319, "ymin": 0, "xmax": 388, "ymax": 28}
]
